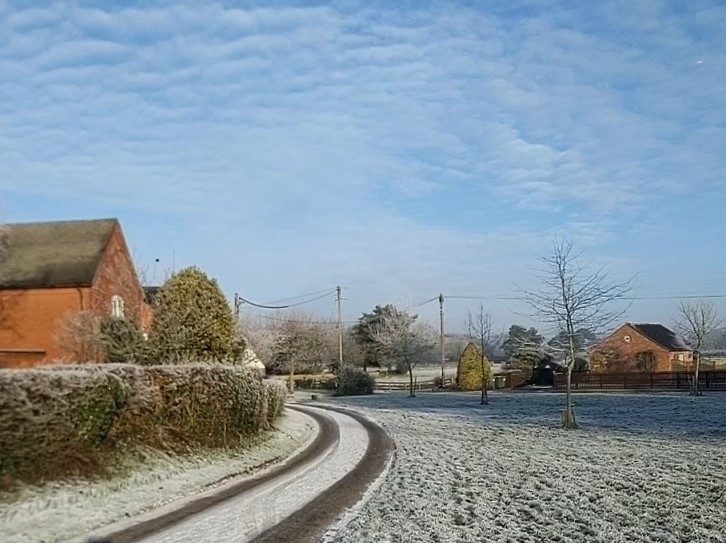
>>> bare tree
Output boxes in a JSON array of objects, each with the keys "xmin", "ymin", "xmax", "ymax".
[
  {"xmin": 466, "ymin": 304, "xmax": 494, "ymax": 405},
  {"xmin": 55, "ymin": 310, "xmax": 106, "ymax": 363},
  {"xmin": 238, "ymin": 315, "xmax": 278, "ymax": 368},
  {"xmin": 675, "ymin": 300, "xmax": 721, "ymax": 396},
  {"xmin": 523, "ymin": 237, "xmax": 633, "ymax": 428},
  {"xmin": 339, "ymin": 328, "xmax": 366, "ymax": 370},
  {"xmin": 368, "ymin": 308, "xmax": 436, "ymax": 397},
  {"xmin": 270, "ymin": 312, "xmax": 331, "ymax": 392}
]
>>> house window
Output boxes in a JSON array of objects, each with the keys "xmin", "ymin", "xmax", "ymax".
[
  {"xmin": 111, "ymin": 295, "xmax": 125, "ymax": 319},
  {"xmin": 677, "ymin": 353, "xmax": 685, "ymax": 361}
]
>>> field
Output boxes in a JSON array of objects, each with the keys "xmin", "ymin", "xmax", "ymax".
[{"xmin": 325, "ymin": 392, "xmax": 726, "ymax": 543}]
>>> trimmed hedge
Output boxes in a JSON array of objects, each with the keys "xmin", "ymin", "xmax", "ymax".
[
  {"xmin": 264, "ymin": 380, "xmax": 287, "ymax": 424},
  {"xmin": 294, "ymin": 375, "xmax": 337, "ymax": 390},
  {"xmin": 334, "ymin": 367, "xmax": 375, "ymax": 396},
  {"xmin": 0, "ymin": 364, "xmax": 286, "ymax": 489}
]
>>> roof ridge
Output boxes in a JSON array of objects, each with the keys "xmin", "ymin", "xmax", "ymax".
[{"xmin": 5, "ymin": 217, "xmax": 118, "ymax": 227}]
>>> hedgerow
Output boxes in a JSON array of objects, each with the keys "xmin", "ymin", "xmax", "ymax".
[{"xmin": 0, "ymin": 363, "xmax": 285, "ymax": 489}]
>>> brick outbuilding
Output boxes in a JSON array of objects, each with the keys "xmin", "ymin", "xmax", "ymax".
[
  {"xmin": 0, "ymin": 218, "xmax": 153, "ymax": 367},
  {"xmin": 590, "ymin": 323, "xmax": 693, "ymax": 373}
]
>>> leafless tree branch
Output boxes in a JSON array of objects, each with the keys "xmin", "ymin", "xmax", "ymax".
[
  {"xmin": 675, "ymin": 299, "xmax": 721, "ymax": 395},
  {"xmin": 466, "ymin": 304, "xmax": 494, "ymax": 404},
  {"xmin": 522, "ymin": 237, "xmax": 635, "ymax": 428}
]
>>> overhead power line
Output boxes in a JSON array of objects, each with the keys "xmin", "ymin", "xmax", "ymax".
[
  {"xmin": 627, "ymin": 293, "xmax": 726, "ymax": 300},
  {"xmin": 236, "ymin": 289, "xmax": 335, "ymax": 310},
  {"xmin": 249, "ymin": 313, "xmax": 358, "ymax": 326},
  {"xmin": 446, "ymin": 293, "xmax": 726, "ymax": 302},
  {"xmin": 403, "ymin": 296, "xmax": 440, "ymax": 310},
  {"xmin": 446, "ymin": 294, "xmax": 520, "ymax": 301},
  {"xmin": 263, "ymin": 287, "xmax": 338, "ymax": 305}
]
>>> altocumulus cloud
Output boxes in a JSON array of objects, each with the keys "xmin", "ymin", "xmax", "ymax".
[{"xmin": 1, "ymin": 1, "xmax": 725, "ymax": 327}]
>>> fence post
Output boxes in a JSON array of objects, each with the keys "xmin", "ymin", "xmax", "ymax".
[
  {"xmin": 650, "ymin": 373, "xmax": 654, "ymax": 389},
  {"xmin": 705, "ymin": 372, "xmax": 710, "ymax": 389},
  {"xmin": 623, "ymin": 373, "xmax": 627, "ymax": 389},
  {"xmin": 676, "ymin": 373, "xmax": 681, "ymax": 389},
  {"xmin": 600, "ymin": 373, "xmax": 603, "ymax": 389}
]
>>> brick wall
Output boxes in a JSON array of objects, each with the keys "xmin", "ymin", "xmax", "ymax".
[
  {"xmin": 0, "ymin": 223, "xmax": 152, "ymax": 367},
  {"xmin": 90, "ymin": 224, "xmax": 151, "ymax": 329},
  {"xmin": 0, "ymin": 287, "xmax": 91, "ymax": 364},
  {"xmin": 590, "ymin": 324, "xmax": 674, "ymax": 372}
]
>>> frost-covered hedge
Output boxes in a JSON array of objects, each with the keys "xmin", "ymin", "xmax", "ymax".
[
  {"xmin": 263, "ymin": 380, "xmax": 287, "ymax": 424},
  {"xmin": 0, "ymin": 364, "xmax": 285, "ymax": 489}
]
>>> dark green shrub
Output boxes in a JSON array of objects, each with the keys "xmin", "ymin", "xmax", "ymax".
[
  {"xmin": 78, "ymin": 373, "xmax": 129, "ymax": 444},
  {"xmin": 100, "ymin": 317, "xmax": 147, "ymax": 363},
  {"xmin": 147, "ymin": 267, "xmax": 244, "ymax": 363},
  {"xmin": 334, "ymin": 368, "xmax": 375, "ymax": 396}
]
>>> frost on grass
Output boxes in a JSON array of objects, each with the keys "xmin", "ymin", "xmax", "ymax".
[
  {"xmin": 327, "ymin": 393, "xmax": 726, "ymax": 543},
  {"xmin": 0, "ymin": 410, "xmax": 316, "ymax": 543}
]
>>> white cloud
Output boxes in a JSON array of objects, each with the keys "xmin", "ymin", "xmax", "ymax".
[{"xmin": 1, "ymin": 2, "xmax": 725, "ymax": 329}]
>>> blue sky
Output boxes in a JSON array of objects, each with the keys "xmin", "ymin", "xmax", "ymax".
[{"xmin": 1, "ymin": 1, "xmax": 725, "ymax": 334}]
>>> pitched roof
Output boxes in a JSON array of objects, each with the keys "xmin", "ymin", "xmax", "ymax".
[
  {"xmin": 630, "ymin": 323, "xmax": 690, "ymax": 352},
  {"xmin": 0, "ymin": 218, "xmax": 118, "ymax": 289}
]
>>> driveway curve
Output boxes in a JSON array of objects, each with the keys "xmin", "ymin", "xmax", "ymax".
[{"xmin": 86, "ymin": 404, "xmax": 393, "ymax": 543}]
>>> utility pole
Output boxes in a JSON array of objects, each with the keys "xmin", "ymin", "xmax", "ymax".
[
  {"xmin": 439, "ymin": 293, "xmax": 445, "ymax": 385},
  {"xmin": 336, "ymin": 286, "xmax": 344, "ymax": 368},
  {"xmin": 233, "ymin": 293, "xmax": 241, "ymax": 321}
]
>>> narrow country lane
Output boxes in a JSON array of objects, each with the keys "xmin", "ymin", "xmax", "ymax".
[{"xmin": 136, "ymin": 407, "xmax": 369, "ymax": 543}]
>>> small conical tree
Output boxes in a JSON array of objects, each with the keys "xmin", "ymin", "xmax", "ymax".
[
  {"xmin": 457, "ymin": 343, "xmax": 492, "ymax": 393},
  {"xmin": 148, "ymin": 266, "xmax": 243, "ymax": 363},
  {"xmin": 100, "ymin": 316, "xmax": 147, "ymax": 363}
]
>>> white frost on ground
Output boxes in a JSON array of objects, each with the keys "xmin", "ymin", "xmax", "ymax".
[
  {"xmin": 325, "ymin": 392, "xmax": 726, "ymax": 543},
  {"xmin": 0, "ymin": 409, "xmax": 316, "ymax": 543},
  {"xmin": 319, "ymin": 429, "xmax": 395, "ymax": 543},
  {"xmin": 142, "ymin": 408, "xmax": 369, "ymax": 543}
]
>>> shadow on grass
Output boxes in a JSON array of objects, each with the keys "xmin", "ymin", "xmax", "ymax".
[{"xmin": 326, "ymin": 390, "xmax": 726, "ymax": 440}]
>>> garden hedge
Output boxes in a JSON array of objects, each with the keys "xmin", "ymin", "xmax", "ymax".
[{"xmin": 0, "ymin": 363, "xmax": 287, "ymax": 489}]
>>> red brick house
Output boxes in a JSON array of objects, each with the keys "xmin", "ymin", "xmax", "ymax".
[
  {"xmin": 0, "ymin": 218, "xmax": 153, "ymax": 367},
  {"xmin": 590, "ymin": 323, "xmax": 693, "ymax": 373}
]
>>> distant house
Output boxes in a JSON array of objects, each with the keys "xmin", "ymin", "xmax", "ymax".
[
  {"xmin": 0, "ymin": 218, "xmax": 153, "ymax": 367},
  {"xmin": 590, "ymin": 323, "xmax": 693, "ymax": 373}
]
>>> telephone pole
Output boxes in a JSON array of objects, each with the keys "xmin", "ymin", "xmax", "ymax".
[
  {"xmin": 336, "ymin": 286, "xmax": 344, "ymax": 368},
  {"xmin": 233, "ymin": 293, "xmax": 241, "ymax": 321},
  {"xmin": 439, "ymin": 293, "xmax": 445, "ymax": 384}
]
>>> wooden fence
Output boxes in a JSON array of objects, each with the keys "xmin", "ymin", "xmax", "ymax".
[
  {"xmin": 375, "ymin": 378, "xmax": 453, "ymax": 392},
  {"xmin": 554, "ymin": 370, "xmax": 726, "ymax": 391}
]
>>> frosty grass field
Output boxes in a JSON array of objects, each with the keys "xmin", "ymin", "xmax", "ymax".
[{"xmin": 325, "ymin": 392, "xmax": 726, "ymax": 543}]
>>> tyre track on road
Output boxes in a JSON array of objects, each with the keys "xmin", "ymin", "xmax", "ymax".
[
  {"xmin": 86, "ymin": 406, "xmax": 336, "ymax": 543},
  {"xmin": 251, "ymin": 405, "xmax": 395, "ymax": 543},
  {"xmin": 87, "ymin": 404, "xmax": 393, "ymax": 543}
]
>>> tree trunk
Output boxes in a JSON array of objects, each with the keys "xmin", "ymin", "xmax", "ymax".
[
  {"xmin": 691, "ymin": 351, "xmax": 702, "ymax": 396},
  {"xmin": 408, "ymin": 367, "xmax": 415, "ymax": 397},
  {"xmin": 480, "ymin": 359, "xmax": 489, "ymax": 405},
  {"xmin": 288, "ymin": 365, "xmax": 295, "ymax": 394},
  {"xmin": 562, "ymin": 365, "xmax": 577, "ymax": 428}
]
